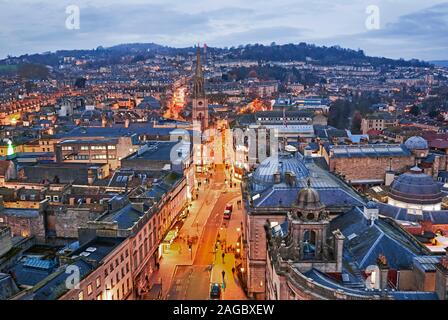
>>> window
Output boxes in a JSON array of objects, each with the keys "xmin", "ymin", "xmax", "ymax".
[
  {"xmin": 62, "ymin": 146, "xmax": 73, "ymax": 151},
  {"xmin": 78, "ymin": 291, "xmax": 84, "ymax": 300},
  {"xmin": 97, "ymin": 293, "xmax": 102, "ymax": 300},
  {"xmin": 87, "ymin": 284, "xmax": 93, "ymax": 295},
  {"xmin": 107, "ymin": 145, "xmax": 116, "ymax": 150},
  {"xmin": 133, "ymin": 252, "xmax": 138, "ymax": 270},
  {"xmin": 80, "ymin": 146, "xmax": 89, "ymax": 151},
  {"xmin": 52, "ymin": 196, "xmax": 59, "ymax": 202},
  {"xmin": 96, "ymin": 277, "xmax": 101, "ymax": 288},
  {"xmin": 92, "ymin": 154, "xmax": 107, "ymax": 160},
  {"xmin": 91, "ymin": 145, "xmax": 107, "ymax": 150}
]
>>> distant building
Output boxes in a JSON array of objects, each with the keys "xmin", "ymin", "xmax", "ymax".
[
  {"xmin": 361, "ymin": 113, "xmax": 398, "ymax": 134},
  {"xmin": 55, "ymin": 137, "xmax": 136, "ymax": 170},
  {"xmin": 388, "ymin": 166, "xmax": 443, "ymax": 213},
  {"xmin": 323, "ymin": 144, "xmax": 415, "ymax": 186}
]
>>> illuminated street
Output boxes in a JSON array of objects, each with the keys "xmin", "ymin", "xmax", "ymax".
[{"xmin": 151, "ymin": 164, "xmax": 246, "ymax": 300}]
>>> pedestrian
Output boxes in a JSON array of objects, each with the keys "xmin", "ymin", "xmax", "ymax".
[
  {"xmin": 232, "ymin": 267, "xmax": 235, "ymax": 274},
  {"xmin": 222, "ymin": 252, "xmax": 225, "ymax": 263}
]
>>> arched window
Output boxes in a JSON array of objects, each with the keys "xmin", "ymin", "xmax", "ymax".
[{"xmin": 303, "ymin": 230, "xmax": 316, "ymax": 259}]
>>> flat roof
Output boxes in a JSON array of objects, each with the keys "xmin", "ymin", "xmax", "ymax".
[
  {"xmin": 59, "ymin": 138, "xmax": 119, "ymax": 145},
  {"xmin": 70, "ymin": 237, "xmax": 125, "ymax": 263}
]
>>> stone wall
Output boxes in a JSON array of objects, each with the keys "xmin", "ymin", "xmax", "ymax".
[
  {"xmin": 0, "ymin": 213, "xmax": 45, "ymax": 239},
  {"xmin": 329, "ymin": 155, "xmax": 414, "ymax": 183},
  {"xmin": 55, "ymin": 207, "xmax": 99, "ymax": 239},
  {"xmin": 0, "ymin": 227, "xmax": 12, "ymax": 257},
  {"xmin": 245, "ymin": 211, "xmax": 286, "ymax": 299}
]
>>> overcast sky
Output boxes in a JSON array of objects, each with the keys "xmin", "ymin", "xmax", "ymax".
[{"xmin": 1, "ymin": 0, "xmax": 447, "ymax": 61}]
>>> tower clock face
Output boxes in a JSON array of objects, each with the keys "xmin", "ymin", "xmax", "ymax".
[{"xmin": 198, "ymin": 101, "xmax": 203, "ymax": 106}]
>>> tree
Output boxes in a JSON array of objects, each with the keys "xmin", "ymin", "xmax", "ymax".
[
  {"xmin": 351, "ymin": 111, "xmax": 362, "ymax": 133},
  {"xmin": 18, "ymin": 63, "xmax": 49, "ymax": 80},
  {"xmin": 428, "ymin": 108, "xmax": 439, "ymax": 118},
  {"xmin": 409, "ymin": 105, "xmax": 420, "ymax": 116}
]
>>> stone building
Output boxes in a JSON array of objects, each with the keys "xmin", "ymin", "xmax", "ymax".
[
  {"xmin": 361, "ymin": 112, "xmax": 398, "ymax": 134},
  {"xmin": 241, "ymin": 148, "xmax": 364, "ymax": 299},
  {"xmin": 0, "ymin": 226, "xmax": 12, "ymax": 257},
  {"xmin": 265, "ymin": 197, "xmax": 442, "ymax": 300},
  {"xmin": 323, "ymin": 144, "xmax": 415, "ymax": 186},
  {"xmin": 387, "ymin": 166, "xmax": 444, "ymax": 213}
]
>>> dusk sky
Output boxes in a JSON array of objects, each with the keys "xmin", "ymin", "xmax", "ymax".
[{"xmin": 1, "ymin": 0, "xmax": 448, "ymax": 61}]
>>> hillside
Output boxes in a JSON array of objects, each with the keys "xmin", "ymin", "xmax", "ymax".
[{"xmin": 0, "ymin": 42, "xmax": 430, "ymax": 69}]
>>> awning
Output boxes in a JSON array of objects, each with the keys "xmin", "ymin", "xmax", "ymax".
[{"xmin": 163, "ymin": 230, "xmax": 177, "ymax": 244}]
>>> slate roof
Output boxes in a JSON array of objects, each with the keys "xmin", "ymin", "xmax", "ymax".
[
  {"xmin": 304, "ymin": 267, "xmax": 438, "ymax": 299},
  {"xmin": 329, "ymin": 144, "xmax": 411, "ymax": 158},
  {"xmin": 252, "ymin": 187, "xmax": 364, "ymax": 208},
  {"xmin": 101, "ymin": 203, "xmax": 145, "ymax": 229},
  {"xmin": 11, "ymin": 258, "xmax": 57, "ymax": 286},
  {"xmin": 252, "ymin": 152, "xmax": 309, "ymax": 187},
  {"xmin": 249, "ymin": 157, "xmax": 364, "ymax": 209},
  {"xmin": 389, "ymin": 171, "xmax": 443, "ymax": 205},
  {"xmin": 0, "ymin": 273, "xmax": 19, "ymax": 300},
  {"xmin": 55, "ymin": 123, "xmax": 185, "ymax": 139},
  {"xmin": 30, "ymin": 259, "xmax": 94, "ymax": 300},
  {"xmin": 376, "ymin": 202, "xmax": 448, "ymax": 224},
  {"xmin": 330, "ymin": 207, "xmax": 429, "ymax": 270}
]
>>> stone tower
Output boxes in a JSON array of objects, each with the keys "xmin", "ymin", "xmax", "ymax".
[{"xmin": 191, "ymin": 45, "xmax": 209, "ymax": 131}]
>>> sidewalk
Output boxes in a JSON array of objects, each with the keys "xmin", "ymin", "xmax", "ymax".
[{"xmin": 150, "ymin": 184, "xmax": 221, "ymax": 297}]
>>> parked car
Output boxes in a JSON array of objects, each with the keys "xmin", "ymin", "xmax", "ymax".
[
  {"xmin": 210, "ymin": 283, "xmax": 221, "ymax": 299},
  {"xmin": 225, "ymin": 203, "xmax": 233, "ymax": 212},
  {"xmin": 223, "ymin": 209, "xmax": 232, "ymax": 220}
]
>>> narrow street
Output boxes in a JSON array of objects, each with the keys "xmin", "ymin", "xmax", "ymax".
[{"xmin": 148, "ymin": 164, "xmax": 247, "ymax": 300}]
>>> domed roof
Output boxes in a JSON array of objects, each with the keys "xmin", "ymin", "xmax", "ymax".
[
  {"xmin": 252, "ymin": 151, "xmax": 309, "ymax": 187},
  {"xmin": 405, "ymin": 136, "xmax": 428, "ymax": 150},
  {"xmin": 390, "ymin": 167, "xmax": 443, "ymax": 205},
  {"xmin": 296, "ymin": 181, "xmax": 325, "ymax": 211}
]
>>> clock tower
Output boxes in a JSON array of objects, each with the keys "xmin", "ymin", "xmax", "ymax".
[{"xmin": 192, "ymin": 45, "xmax": 209, "ymax": 131}]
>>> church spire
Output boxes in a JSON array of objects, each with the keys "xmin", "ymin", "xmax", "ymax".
[{"xmin": 193, "ymin": 44, "xmax": 205, "ymax": 98}]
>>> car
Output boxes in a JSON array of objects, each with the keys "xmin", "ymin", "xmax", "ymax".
[
  {"xmin": 210, "ymin": 283, "xmax": 221, "ymax": 299},
  {"xmin": 223, "ymin": 209, "xmax": 231, "ymax": 220},
  {"xmin": 225, "ymin": 203, "xmax": 233, "ymax": 212}
]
